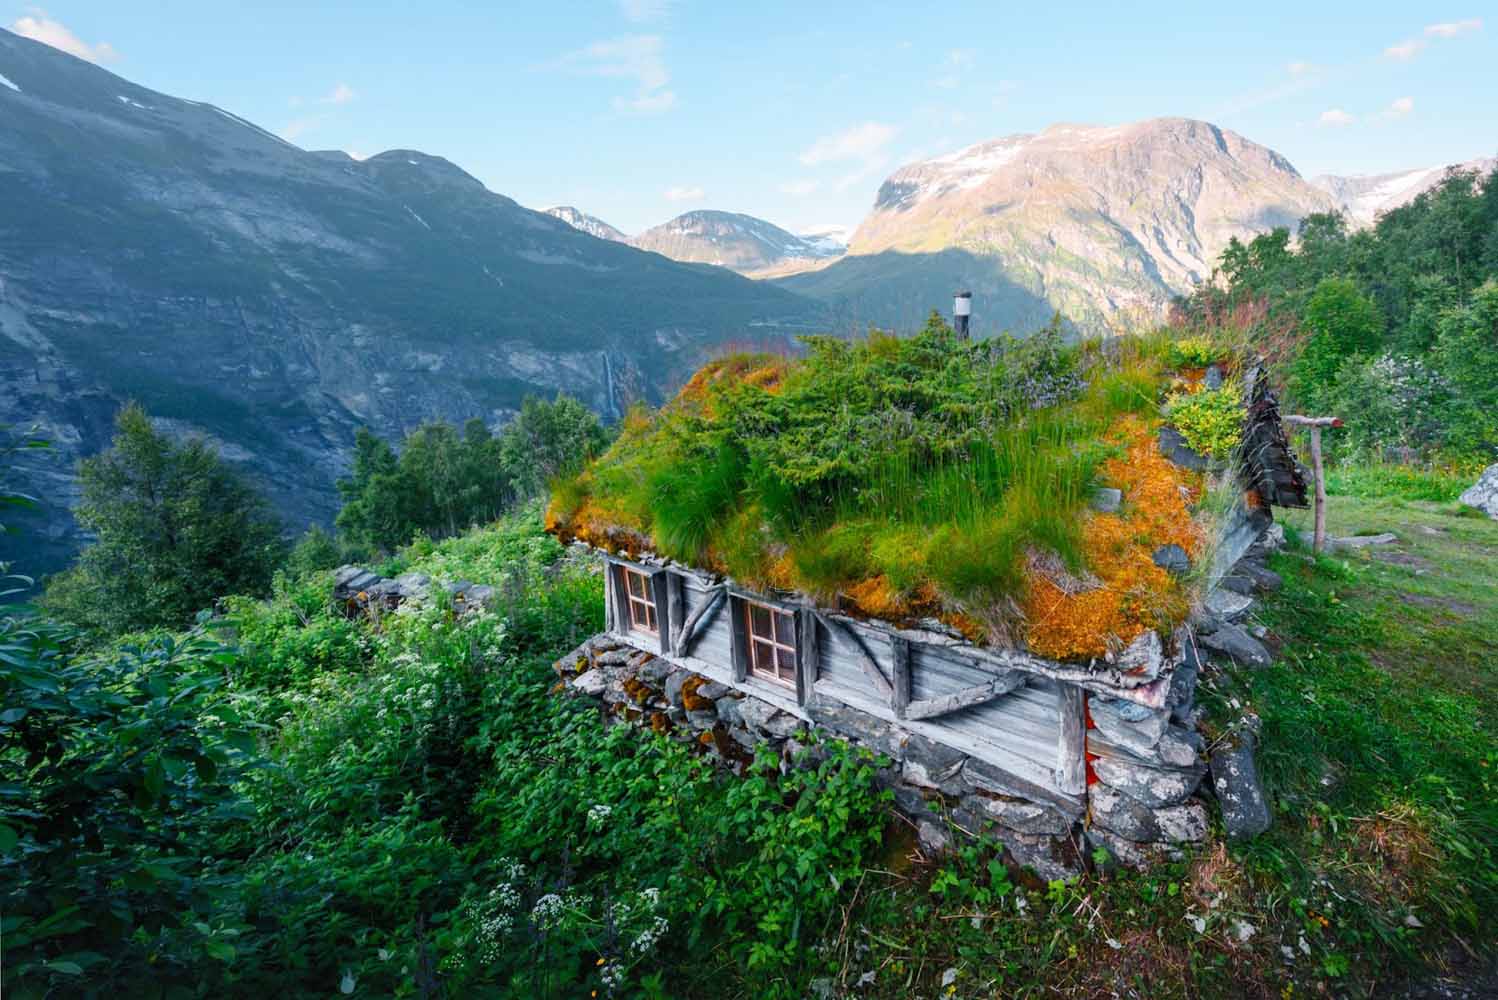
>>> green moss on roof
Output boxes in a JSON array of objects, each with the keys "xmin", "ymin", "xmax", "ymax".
[{"xmin": 549, "ymin": 316, "xmax": 1223, "ymax": 659}]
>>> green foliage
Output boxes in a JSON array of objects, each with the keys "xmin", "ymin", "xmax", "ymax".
[
  {"xmin": 40, "ymin": 403, "xmax": 285, "ymax": 636},
  {"xmin": 498, "ymin": 394, "xmax": 613, "ymax": 500},
  {"xmin": 1192, "ymin": 164, "xmax": 1498, "ymax": 461},
  {"xmin": 1165, "ymin": 384, "xmax": 1245, "ymax": 460},
  {"xmin": 0, "ymin": 615, "xmax": 258, "ymax": 993},
  {"xmin": 1163, "ymin": 334, "xmax": 1223, "ymax": 368},
  {"xmin": 337, "ymin": 398, "xmax": 608, "ymax": 554}
]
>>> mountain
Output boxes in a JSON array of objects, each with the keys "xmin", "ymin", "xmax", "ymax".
[
  {"xmin": 1312, "ymin": 156, "xmax": 1498, "ymax": 226},
  {"xmin": 0, "ymin": 29, "xmax": 819, "ymax": 574},
  {"xmin": 544, "ymin": 205, "xmax": 628, "ymax": 242},
  {"xmin": 796, "ymin": 224, "xmax": 851, "ymax": 255},
  {"xmin": 628, "ymin": 210, "xmax": 844, "ymax": 277},
  {"xmin": 779, "ymin": 118, "xmax": 1338, "ymax": 335}
]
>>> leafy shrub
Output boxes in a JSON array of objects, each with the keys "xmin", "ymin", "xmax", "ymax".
[
  {"xmin": 0, "ymin": 617, "xmax": 258, "ymax": 994},
  {"xmin": 1164, "ymin": 334, "xmax": 1222, "ymax": 368},
  {"xmin": 1166, "ymin": 383, "xmax": 1244, "ymax": 460}
]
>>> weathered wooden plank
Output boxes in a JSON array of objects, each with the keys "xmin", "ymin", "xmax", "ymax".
[
  {"xmin": 903, "ymin": 672, "xmax": 1025, "ymax": 721},
  {"xmin": 649, "ymin": 569, "xmax": 671, "ymax": 655},
  {"xmin": 816, "ymin": 612, "xmax": 893, "ymax": 703},
  {"xmin": 665, "ymin": 572, "xmax": 686, "ymax": 655},
  {"xmin": 602, "ymin": 559, "xmax": 616, "ymax": 633},
  {"xmin": 796, "ymin": 607, "xmax": 818, "ymax": 709},
  {"xmin": 890, "ymin": 635, "xmax": 911, "ymax": 719},
  {"xmin": 1055, "ymin": 684, "xmax": 1087, "ymax": 796},
  {"xmin": 674, "ymin": 585, "xmax": 726, "ymax": 657},
  {"xmin": 729, "ymin": 596, "xmax": 749, "ymax": 683}
]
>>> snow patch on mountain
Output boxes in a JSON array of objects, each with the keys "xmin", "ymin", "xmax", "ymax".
[
  {"xmin": 0, "ymin": 71, "xmax": 19, "ymax": 92},
  {"xmin": 1313, "ymin": 157, "xmax": 1497, "ymax": 226}
]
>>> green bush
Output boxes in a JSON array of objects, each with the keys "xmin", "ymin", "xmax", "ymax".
[{"xmin": 1165, "ymin": 383, "xmax": 1244, "ymax": 460}]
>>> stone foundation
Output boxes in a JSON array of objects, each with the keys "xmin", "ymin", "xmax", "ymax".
[{"xmin": 553, "ymin": 632, "xmax": 1224, "ymax": 880}]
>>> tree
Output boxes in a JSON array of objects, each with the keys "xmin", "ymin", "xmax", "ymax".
[
  {"xmin": 41, "ymin": 404, "xmax": 284, "ymax": 636},
  {"xmin": 1290, "ymin": 278, "xmax": 1384, "ymax": 412},
  {"xmin": 1432, "ymin": 281, "xmax": 1498, "ymax": 456},
  {"xmin": 498, "ymin": 395, "xmax": 611, "ymax": 500}
]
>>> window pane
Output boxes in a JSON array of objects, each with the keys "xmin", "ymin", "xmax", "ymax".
[
  {"xmin": 646, "ymin": 603, "xmax": 657, "ymax": 630},
  {"xmin": 749, "ymin": 604, "xmax": 771, "ymax": 639},
  {"xmin": 776, "ymin": 646, "xmax": 795, "ymax": 679},
  {"xmin": 774, "ymin": 610, "xmax": 795, "ymax": 646}
]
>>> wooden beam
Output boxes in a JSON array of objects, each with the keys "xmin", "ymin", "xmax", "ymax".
[
  {"xmin": 674, "ymin": 585, "xmax": 726, "ymax": 658},
  {"xmin": 729, "ymin": 595, "xmax": 748, "ymax": 683},
  {"xmin": 796, "ymin": 607, "xmax": 819, "ymax": 709},
  {"xmin": 890, "ymin": 635, "xmax": 911, "ymax": 719},
  {"xmin": 1055, "ymin": 684, "xmax": 1087, "ymax": 796},
  {"xmin": 650, "ymin": 570, "xmax": 672, "ymax": 656},
  {"xmin": 602, "ymin": 560, "xmax": 616, "ymax": 633},
  {"xmin": 816, "ymin": 612, "xmax": 894, "ymax": 704},
  {"xmin": 665, "ymin": 572, "xmax": 686, "ymax": 654},
  {"xmin": 903, "ymin": 672, "xmax": 1024, "ymax": 721}
]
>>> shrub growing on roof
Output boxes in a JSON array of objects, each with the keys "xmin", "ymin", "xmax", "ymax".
[{"xmin": 551, "ymin": 318, "xmax": 1222, "ymax": 660}]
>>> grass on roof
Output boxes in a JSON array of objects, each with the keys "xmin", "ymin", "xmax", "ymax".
[{"xmin": 549, "ymin": 315, "xmax": 1230, "ymax": 661}]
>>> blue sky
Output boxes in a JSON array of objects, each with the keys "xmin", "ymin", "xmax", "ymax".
[{"xmin": 8, "ymin": 2, "xmax": 1495, "ymax": 235}]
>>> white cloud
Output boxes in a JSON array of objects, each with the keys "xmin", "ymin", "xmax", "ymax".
[
  {"xmin": 10, "ymin": 10, "xmax": 117, "ymax": 63},
  {"xmin": 946, "ymin": 48, "xmax": 975, "ymax": 68},
  {"xmin": 1286, "ymin": 60, "xmax": 1315, "ymax": 75},
  {"xmin": 798, "ymin": 121, "xmax": 897, "ymax": 166},
  {"xmin": 778, "ymin": 178, "xmax": 819, "ymax": 197},
  {"xmin": 1318, "ymin": 108, "xmax": 1355, "ymax": 126},
  {"xmin": 1384, "ymin": 38, "xmax": 1426, "ymax": 60},
  {"xmin": 323, "ymin": 82, "xmax": 356, "ymax": 105},
  {"xmin": 932, "ymin": 74, "xmax": 958, "ymax": 90},
  {"xmin": 561, "ymin": 34, "xmax": 675, "ymax": 114},
  {"xmin": 619, "ymin": 0, "xmax": 673, "ymax": 21},
  {"xmin": 1425, "ymin": 18, "xmax": 1481, "ymax": 38},
  {"xmin": 1385, "ymin": 19, "xmax": 1480, "ymax": 61},
  {"xmin": 663, "ymin": 185, "xmax": 704, "ymax": 202},
  {"xmin": 1386, "ymin": 96, "xmax": 1414, "ymax": 117}
]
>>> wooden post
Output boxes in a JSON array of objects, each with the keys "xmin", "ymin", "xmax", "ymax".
[
  {"xmin": 728, "ymin": 596, "xmax": 748, "ymax": 683},
  {"xmin": 1285, "ymin": 415, "xmax": 1342, "ymax": 554},
  {"xmin": 795, "ymin": 608, "xmax": 819, "ymax": 709},
  {"xmin": 665, "ymin": 572, "xmax": 685, "ymax": 655},
  {"xmin": 1055, "ymin": 684, "xmax": 1087, "ymax": 796},
  {"xmin": 890, "ymin": 636, "xmax": 912, "ymax": 720}
]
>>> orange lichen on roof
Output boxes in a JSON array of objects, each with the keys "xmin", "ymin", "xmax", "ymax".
[
  {"xmin": 675, "ymin": 354, "xmax": 787, "ymax": 415},
  {"xmin": 1023, "ymin": 416, "xmax": 1202, "ymax": 660}
]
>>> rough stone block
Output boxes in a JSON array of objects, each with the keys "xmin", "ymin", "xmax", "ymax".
[
  {"xmin": 664, "ymin": 670, "xmax": 689, "ymax": 707},
  {"xmin": 1152, "ymin": 543, "xmax": 1191, "ymax": 575},
  {"xmin": 1090, "ymin": 782, "xmax": 1160, "ymax": 841},
  {"xmin": 1155, "ymin": 800, "xmax": 1209, "ymax": 843},
  {"xmin": 1199, "ymin": 623, "xmax": 1272, "ymax": 669},
  {"xmin": 900, "ymin": 733, "xmax": 966, "ymax": 792},
  {"xmin": 1210, "ymin": 732, "xmax": 1271, "ymax": 841},
  {"xmin": 1090, "ymin": 757, "xmax": 1203, "ymax": 808},
  {"xmin": 971, "ymin": 794, "xmax": 1073, "ymax": 836},
  {"xmin": 571, "ymin": 670, "xmax": 608, "ymax": 697},
  {"xmin": 1204, "ymin": 588, "xmax": 1254, "ymax": 622}
]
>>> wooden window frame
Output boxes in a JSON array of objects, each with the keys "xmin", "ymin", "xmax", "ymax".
[
  {"xmin": 621, "ymin": 566, "xmax": 659, "ymax": 636},
  {"xmin": 740, "ymin": 596, "xmax": 797, "ymax": 688}
]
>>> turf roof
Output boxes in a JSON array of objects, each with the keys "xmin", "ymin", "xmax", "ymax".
[{"xmin": 548, "ymin": 317, "xmax": 1231, "ymax": 663}]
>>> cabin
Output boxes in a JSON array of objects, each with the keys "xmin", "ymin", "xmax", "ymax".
[{"xmin": 549, "ymin": 317, "xmax": 1305, "ymax": 876}]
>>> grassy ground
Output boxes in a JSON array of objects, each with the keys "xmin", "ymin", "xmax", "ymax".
[{"xmin": 826, "ymin": 472, "xmax": 1497, "ymax": 999}]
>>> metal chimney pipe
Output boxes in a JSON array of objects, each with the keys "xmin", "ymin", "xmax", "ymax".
[{"xmin": 954, "ymin": 291, "xmax": 972, "ymax": 338}]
